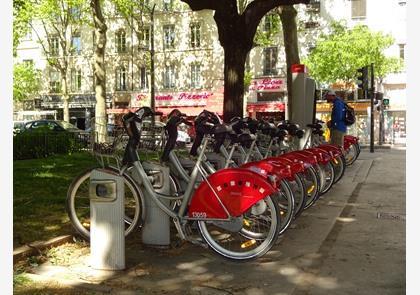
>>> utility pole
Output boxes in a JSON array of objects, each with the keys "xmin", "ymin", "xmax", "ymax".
[{"xmin": 369, "ymin": 63, "xmax": 375, "ymax": 153}]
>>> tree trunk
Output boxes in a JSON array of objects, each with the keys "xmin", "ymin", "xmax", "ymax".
[
  {"xmin": 223, "ymin": 45, "xmax": 248, "ymax": 121},
  {"xmin": 91, "ymin": 0, "xmax": 108, "ymax": 143},
  {"xmin": 279, "ymin": 5, "xmax": 300, "ymax": 120},
  {"xmin": 60, "ymin": 70, "xmax": 70, "ymax": 122}
]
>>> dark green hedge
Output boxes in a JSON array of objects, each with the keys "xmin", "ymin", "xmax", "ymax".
[{"xmin": 14, "ymin": 131, "xmax": 90, "ymax": 160}]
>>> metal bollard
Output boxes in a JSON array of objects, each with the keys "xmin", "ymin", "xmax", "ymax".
[{"xmin": 89, "ymin": 169, "xmax": 125, "ymax": 270}]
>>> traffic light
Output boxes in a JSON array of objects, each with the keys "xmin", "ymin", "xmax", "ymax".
[
  {"xmin": 382, "ymin": 98, "xmax": 390, "ymax": 106},
  {"xmin": 356, "ymin": 66, "xmax": 368, "ymax": 91}
]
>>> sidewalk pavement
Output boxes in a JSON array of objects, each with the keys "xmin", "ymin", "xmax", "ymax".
[{"xmin": 23, "ymin": 149, "xmax": 406, "ymax": 295}]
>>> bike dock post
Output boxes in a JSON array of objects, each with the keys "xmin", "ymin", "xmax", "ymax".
[
  {"xmin": 138, "ymin": 161, "xmax": 171, "ymax": 248},
  {"xmin": 89, "ymin": 168, "xmax": 125, "ymax": 270}
]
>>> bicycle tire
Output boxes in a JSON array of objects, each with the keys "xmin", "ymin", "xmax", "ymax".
[
  {"xmin": 198, "ymin": 195, "xmax": 280, "ymax": 261},
  {"xmin": 332, "ymin": 155, "xmax": 346, "ymax": 184},
  {"xmin": 274, "ymin": 179, "xmax": 295, "ymax": 235},
  {"xmin": 344, "ymin": 144, "xmax": 359, "ymax": 166},
  {"xmin": 66, "ymin": 167, "xmax": 144, "ymax": 240},
  {"xmin": 319, "ymin": 161, "xmax": 335, "ymax": 195},
  {"xmin": 302, "ymin": 166, "xmax": 321, "ymax": 210}
]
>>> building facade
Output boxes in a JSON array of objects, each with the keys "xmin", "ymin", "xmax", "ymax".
[{"xmin": 15, "ymin": 0, "xmax": 406, "ymax": 145}]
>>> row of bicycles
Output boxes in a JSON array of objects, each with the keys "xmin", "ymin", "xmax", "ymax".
[{"xmin": 66, "ymin": 107, "xmax": 361, "ymax": 261}]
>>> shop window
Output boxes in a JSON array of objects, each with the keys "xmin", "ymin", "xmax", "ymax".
[
  {"xmin": 71, "ymin": 68, "xmax": 82, "ymax": 92},
  {"xmin": 163, "ymin": 64, "xmax": 176, "ymax": 89},
  {"xmin": 190, "ymin": 23, "xmax": 201, "ymax": 48},
  {"xmin": 116, "ymin": 66, "xmax": 127, "ymax": 91},
  {"xmin": 49, "ymin": 70, "xmax": 60, "ymax": 93},
  {"xmin": 351, "ymin": 0, "xmax": 366, "ymax": 19},
  {"xmin": 115, "ymin": 30, "xmax": 127, "ymax": 53},
  {"xmin": 163, "ymin": 25, "xmax": 175, "ymax": 50},
  {"xmin": 263, "ymin": 47, "xmax": 278, "ymax": 76}
]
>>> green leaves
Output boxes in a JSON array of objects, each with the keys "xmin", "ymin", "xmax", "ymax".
[
  {"xmin": 13, "ymin": 62, "xmax": 42, "ymax": 101},
  {"xmin": 303, "ymin": 22, "xmax": 403, "ymax": 85}
]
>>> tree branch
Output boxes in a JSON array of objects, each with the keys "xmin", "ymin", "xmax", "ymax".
[{"xmin": 180, "ymin": 0, "xmax": 231, "ymax": 11}]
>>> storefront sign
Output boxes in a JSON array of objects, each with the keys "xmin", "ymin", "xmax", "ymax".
[
  {"xmin": 133, "ymin": 91, "xmax": 213, "ymax": 107},
  {"xmin": 249, "ymin": 78, "xmax": 285, "ymax": 91}
]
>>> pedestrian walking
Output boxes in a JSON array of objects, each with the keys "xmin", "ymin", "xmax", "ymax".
[{"xmin": 325, "ymin": 90, "xmax": 347, "ymax": 146}]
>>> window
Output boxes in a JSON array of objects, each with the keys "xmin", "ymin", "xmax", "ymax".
[
  {"xmin": 163, "ymin": 64, "xmax": 176, "ymax": 89},
  {"xmin": 399, "ymin": 44, "xmax": 405, "ymax": 60},
  {"xmin": 190, "ymin": 64, "xmax": 201, "ymax": 88},
  {"xmin": 140, "ymin": 66, "xmax": 148, "ymax": 89},
  {"xmin": 163, "ymin": 25, "xmax": 175, "ymax": 49},
  {"xmin": 23, "ymin": 59, "xmax": 34, "ymax": 66},
  {"xmin": 71, "ymin": 33, "xmax": 82, "ymax": 55},
  {"xmin": 138, "ymin": 26, "xmax": 150, "ymax": 50},
  {"xmin": 116, "ymin": 66, "xmax": 127, "ymax": 91},
  {"xmin": 163, "ymin": 0, "xmax": 173, "ymax": 11},
  {"xmin": 49, "ymin": 36, "xmax": 59, "ymax": 56},
  {"xmin": 263, "ymin": 47, "xmax": 278, "ymax": 75},
  {"xmin": 190, "ymin": 23, "xmax": 201, "ymax": 48},
  {"xmin": 264, "ymin": 14, "xmax": 279, "ymax": 32},
  {"xmin": 70, "ymin": 6, "xmax": 81, "ymax": 20},
  {"xmin": 71, "ymin": 68, "xmax": 82, "ymax": 92},
  {"xmin": 49, "ymin": 70, "xmax": 60, "ymax": 93},
  {"xmin": 351, "ymin": 0, "xmax": 366, "ymax": 18},
  {"xmin": 115, "ymin": 30, "xmax": 127, "ymax": 53}
]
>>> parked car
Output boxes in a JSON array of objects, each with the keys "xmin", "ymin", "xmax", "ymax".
[
  {"xmin": 13, "ymin": 121, "xmax": 26, "ymax": 135},
  {"xmin": 20, "ymin": 120, "xmax": 90, "ymax": 145}
]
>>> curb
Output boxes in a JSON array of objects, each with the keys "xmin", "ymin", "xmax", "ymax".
[{"xmin": 13, "ymin": 235, "xmax": 75, "ymax": 264}]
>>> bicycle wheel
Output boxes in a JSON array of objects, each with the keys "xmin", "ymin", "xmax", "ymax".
[
  {"xmin": 344, "ymin": 144, "xmax": 359, "ymax": 166},
  {"xmin": 300, "ymin": 166, "xmax": 320, "ymax": 209},
  {"xmin": 287, "ymin": 174, "xmax": 306, "ymax": 219},
  {"xmin": 331, "ymin": 155, "xmax": 346, "ymax": 184},
  {"xmin": 274, "ymin": 179, "xmax": 295, "ymax": 235},
  {"xmin": 66, "ymin": 167, "xmax": 144, "ymax": 240},
  {"xmin": 319, "ymin": 161, "xmax": 335, "ymax": 195},
  {"xmin": 198, "ymin": 195, "xmax": 280, "ymax": 261}
]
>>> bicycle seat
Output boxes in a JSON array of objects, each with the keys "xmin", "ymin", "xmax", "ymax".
[{"xmin": 306, "ymin": 123, "xmax": 323, "ymax": 129}]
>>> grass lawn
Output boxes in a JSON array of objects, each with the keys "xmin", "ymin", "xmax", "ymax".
[{"xmin": 13, "ymin": 152, "xmax": 98, "ymax": 248}]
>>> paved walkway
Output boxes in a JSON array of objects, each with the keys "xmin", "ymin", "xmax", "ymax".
[{"xmin": 25, "ymin": 149, "xmax": 406, "ymax": 295}]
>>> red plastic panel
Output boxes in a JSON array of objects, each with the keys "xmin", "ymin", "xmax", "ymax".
[
  {"xmin": 241, "ymin": 160, "xmax": 292, "ymax": 183},
  {"xmin": 188, "ymin": 168, "xmax": 276, "ymax": 219},
  {"xmin": 317, "ymin": 144, "xmax": 343, "ymax": 158},
  {"xmin": 282, "ymin": 152, "xmax": 317, "ymax": 167}
]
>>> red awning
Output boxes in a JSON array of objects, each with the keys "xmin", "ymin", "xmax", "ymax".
[{"xmin": 246, "ymin": 102, "xmax": 285, "ymax": 112}]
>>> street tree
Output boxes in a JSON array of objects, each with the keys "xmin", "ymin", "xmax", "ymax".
[
  {"xmin": 180, "ymin": 0, "xmax": 310, "ymax": 121},
  {"xmin": 303, "ymin": 21, "xmax": 403, "ymax": 89},
  {"xmin": 13, "ymin": 62, "xmax": 42, "ymax": 101},
  {"xmin": 278, "ymin": 5, "xmax": 299, "ymax": 119},
  {"xmin": 91, "ymin": 0, "xmax": 107, "ymax": 143},
  {"xmin": 13, "ymin": 0, "xmax": 34, "ymax": 56},
  {"xmin": 29, "ymin": 0, "xmax": 89, "ymax": 122}
]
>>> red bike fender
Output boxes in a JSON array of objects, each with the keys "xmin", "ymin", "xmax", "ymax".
[
  {"xmin": 188, "ymin": 168, "xmax": 277, "ymax": 219},
  {"xmin": 344, "ymin": 135, "xmax": 359, "ymax": 144},
  {"xmin": 241, "ymin": 159, "xmax": 290, "ymax": 179},
  {"xmin": 302, "ymin": 148, "xmax": 332, "ymax": 164},
  {"xmin": 241, "ymin": 160, "xmax": 292, "ymax": 185},
  {"xmin": 283, "ymin": 152, "xmax": 317, "ymax": 167},
  {"xmin": 265, "ymin": 157, "xmax": 306, "ymax": 174},
  {"xmin": 317, "ymin": 144, "xmax": 343, "ymax": 158}
]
